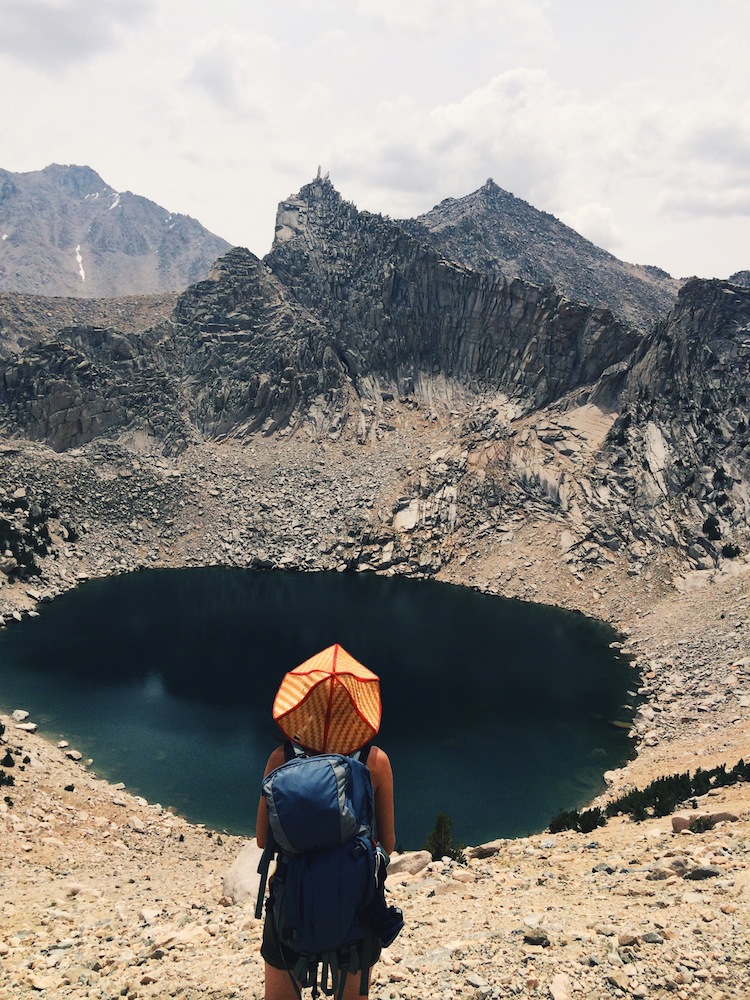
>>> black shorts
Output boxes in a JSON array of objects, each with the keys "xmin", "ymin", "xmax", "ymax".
[{"xmin": 261, "ymin": 904, "xmax": 382, "ymax": 972}]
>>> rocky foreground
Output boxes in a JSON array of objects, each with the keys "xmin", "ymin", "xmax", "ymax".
[{"xmin": 1, "ymin": 555, "xmax": 749, "ymax": 999}]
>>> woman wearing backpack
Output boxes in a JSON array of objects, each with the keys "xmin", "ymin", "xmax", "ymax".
[{"xmin": 256, "ymin": 645, "xmax": 396, "ymax": 1000}]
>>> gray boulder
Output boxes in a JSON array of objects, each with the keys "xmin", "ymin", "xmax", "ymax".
[
  {"xmin": 388, "ymin": 850, "xmax": 432, "ymax": 876},
  {"xmin": 222, "ymin": 840, "xmax": 263, "ymax": 906}
]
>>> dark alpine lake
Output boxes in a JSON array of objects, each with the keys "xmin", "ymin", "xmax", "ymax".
[{"xmin": 0, "ymin": 568, "xmax": 637, "ymax": 849}]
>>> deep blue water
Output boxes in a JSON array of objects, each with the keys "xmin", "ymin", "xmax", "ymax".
[{"xmin": 0, "ymin": 568, "xmax": 637, "ymax": 848}]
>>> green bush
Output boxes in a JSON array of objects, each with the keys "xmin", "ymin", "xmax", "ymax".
[
  {"xmin": 578, "ymin": 807, "xmax": 607, "ymax": 834},
  {"xmin": 549, "ymin": 807, "xmax": 606, "ymax": 834},
  {"xmin": 606, "ymin": 760, "xmax": 748, "ymax": 823},
  {"xmin": 549, "ymin": 809, "xmax": 581, "ymax": 834},
  {"xmin": 689, "ymin": 815, "xmax": 716, "ymax": 834},
  {"xmin": 0, "ymin": 770, "xmax": 14, "ymax": 788},
  {"xmin": 424, "ymin": 811, "xmax": 466, "ymax": 864}
]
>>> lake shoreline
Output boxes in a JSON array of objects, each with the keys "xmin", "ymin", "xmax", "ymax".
[{"xmin": 0, "ymin": 565, "xmax": 639, "ymax": 849}]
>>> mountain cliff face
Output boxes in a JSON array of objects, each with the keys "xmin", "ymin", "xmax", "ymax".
[
  {"xmin": 0, "ymin": 164, "xmax": 231, "ymax": 297},
  {"xmin": 596, "ymin": 279, "xmax": 750, "ymax": 566},
  {"xmin": 0, "ymin": 174, "xmax": 747, "ymax": 581},
  {"xmin": 171, "ymin": 248, "xmax": 348, "ymax": 439},
  {"xmin": 267, "ymin": 178, "xmax": 640, "ymax": 412}
]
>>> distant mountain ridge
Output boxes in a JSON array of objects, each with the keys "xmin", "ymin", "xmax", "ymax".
[
  {"xmin": 403, "ymin": 178, "xmax": 680, "ymax": 332},
  {"xmin": 0, "ymin": 164, "xmax": 231, "ymax": 298}
]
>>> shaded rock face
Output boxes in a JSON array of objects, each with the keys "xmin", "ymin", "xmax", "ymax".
[
  {"xmin": 267, "ymin": 178, "xmax": 641, "ymax": 412},
  {"xmin": 170, "ymin": 248, "xmax": 348, "ymax": 440},
  {"xmin": 0, "ymin": 248, "xmax": 350, "ymax": 450},
  {"xmin": 0, "ymin": 164, "xmax": 231, "ymax": 298},
  {"xmin": 403, "ymin": 178, "xmax": 680, "ymax": 333},
  {"xmin": 0, "ymin": 485, "xmax": 56, "ymax": 583},
  {"xmin": 597, "ymin": 279, "xmax": 750, "ymax": 565},
  {"xmin": 0, "ymin": 324, "xmax": 185, "ymax": 452}
]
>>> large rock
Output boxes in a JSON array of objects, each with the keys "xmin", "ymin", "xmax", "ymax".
[
  {"xmin": 388, "ymin": 850, "xmax": 432, "ymax": 876},
  {"xmin": 222, "ymin": 840, "xmax": 263, "ymax": 906}
]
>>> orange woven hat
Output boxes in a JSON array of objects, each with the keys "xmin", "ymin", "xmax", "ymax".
[{"xmin": 272, "ymin": 644, "xmax": 382, "ymax": 755}]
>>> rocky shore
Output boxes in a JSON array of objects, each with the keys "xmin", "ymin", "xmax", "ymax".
[{"xmin": 1, "ymin": 430, "xmax": 749, "ymax": 998}]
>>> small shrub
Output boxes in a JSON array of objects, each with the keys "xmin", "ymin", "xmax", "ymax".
[
  {"xmin": 606, "ymin": 759, "xmax": 749, "ymax": 823},
  {"xmin": 703, "ymin": 515, "xmax": 721, "ymax": 540},
  {"xmin": 549, "ymin": 809, "xmax": 581, "ymax": 834},
  {"xmin": 689, "ymin": 815, "xmax": 716, "ymax": 834},
  {"xmin": 692, "ymin": 768, "xmax": 711, "ymax": 796},
  {"xmin": 712, "ymin": 763, "xmax": 731, "ymax": 787},
  {"xmin": 0, "ymin": 770, "xmax": 14, "ymax": 787},
  {"xmin": 424, "ymin": 811, "xmax": 466, "ymax": 864},
  {"xmin": 722, "ymin": 543, "xmax": 741, "ymax": 558},
  {"xmin": 549, "ymin": 807, "xmax": 606, "ymax": 835},
  {"xmin": 578, "ymin": 807, "xmax": 607, "ymax": 834}
]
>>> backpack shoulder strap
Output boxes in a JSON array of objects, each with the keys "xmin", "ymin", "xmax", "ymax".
[
  {"xmin": 256, "ymin": 742, "xmax": 310, "ymax": 917},
  {"xmin": 285, "ymin": 741, "xmax": 309, "ymax": 762},
  {"xmin": 255, "ymin": 822, "xmax": 276, "ymax": 919}
]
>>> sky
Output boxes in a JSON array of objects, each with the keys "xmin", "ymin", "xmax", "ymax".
[{"xmin": 1, "ymin": 0, "xmax": 749, "ymax": 280}]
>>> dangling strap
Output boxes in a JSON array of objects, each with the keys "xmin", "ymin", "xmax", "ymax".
[
  {"xmin": 320, "ymin": 955, "xmax": 332, "ymax": 999},
  {"xmin": 286, "ymin": 950, "xmax": 308, "ymax": 1000},
  {"xmin": 335, "ymin": 960, "xmax": 348, "ymax": 1000},
  {"xmin": 285, "ymin": 740, "xmax": 306, "ymax": 762},
  {"xmin": 358, "ymin": 919, "xmax": 373, "ymax": 997},
  {"xmin": 255, "ymin": 825, "xmax": 276, "ymax": 919}
]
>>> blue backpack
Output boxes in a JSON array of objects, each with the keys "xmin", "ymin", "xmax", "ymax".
[{"xmin": 256, "ymin": 746, "xmax": 392, "ymax": 999}]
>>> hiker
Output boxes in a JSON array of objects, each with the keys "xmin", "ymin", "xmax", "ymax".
[{"xmin": 256, "ymin": 644, "xmax": 397, "ymax": 1000}]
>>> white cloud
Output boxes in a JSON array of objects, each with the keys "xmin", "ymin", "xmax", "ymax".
[
  {"xmin": 331, "ymin": 69, "xmax": 587, "ymax": 215},
  {"xmin": 660, "ymin": 186, "xmax": 750, "ymax": 220},
  {"xmin": 0, "ymin": 0, "xmax": 151, "ymax": 73},
  {"xmin": 182, "ymin": 27, "xmax": 279, "ymax": 119},
  {"xmin": 325, "ymin": 56, "xmax": 750, "ymax": 270},
  {"xmin": 354, "ymin": 0, "xmax": 550, "ymax": 33}
]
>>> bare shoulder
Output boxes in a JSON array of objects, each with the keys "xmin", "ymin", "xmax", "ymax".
[
  {"xmin": 366, "ymin": 744, "xmax": 392, "ymax": 777},
  {"xmin": 264, "ymin": 745, "xmax": 286, "ymax": 775}
]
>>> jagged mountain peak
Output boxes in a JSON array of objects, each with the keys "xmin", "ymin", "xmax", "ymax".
[
  {"xmin": 40, "ymin": 162, "xmax": 113, "ymax": 197},
  {"xmin": 404, "ymin": 178, "xmax": 680, "ymax": 332},
  {"xmin": 273, "ymin": 173, "xmax": 359, "ymax": 248},
  {"xmin": 271, "ymin": 174, "xmax": 679, "ymax": 334}
]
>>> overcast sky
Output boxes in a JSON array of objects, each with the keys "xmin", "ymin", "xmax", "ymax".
[{"xmin": 2, "ymin": 0, "xmax": 748, "ymax": 279}]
